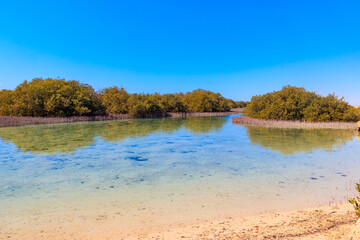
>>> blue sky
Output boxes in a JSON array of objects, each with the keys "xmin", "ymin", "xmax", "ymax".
[{"xmin": 0, "ymin": 0, "xmax": 360, "ymax": 104}]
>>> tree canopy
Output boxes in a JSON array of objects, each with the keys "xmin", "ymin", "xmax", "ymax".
[
  {"xmin": 0, "ymin": 78, "xmax": 104, "ymax": 117},
  {"xmin": 99, "ymin": 87, "xmax": 235, "ymax": 116},
  {"xmin": 0, "ymin": 78, "xmax": 237, "ymax": 117},
  {"xmin": 245, "ymin": 86, "xmax": 360, "ymax": 122}
]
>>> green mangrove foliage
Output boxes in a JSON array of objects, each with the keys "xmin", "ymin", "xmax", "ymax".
[
  {"xmin": 125, "ymin": 93, "xmax": 164, "ymax": 116},
  {"xmin": 153, "ymin": 93, "xmax": 187, "ymax": 113},
  {"xmin": 99, "ymin": 87, "xmax": 130, "ymax": 114},
  {"xmin": 0, "ymin": 78, "xmax": 104, "ymax": 117},
  {"xmin": 100, "ymin": 88, "xmax": 233, "ymax": 116},
  {"xmin": 233, "ymin": 101, "xmax": 249, "ymax": 108},
  {"xmin": 245, "ymin": 86, "xmax": 360, "ymax": 122},
  {"xmin": 182, "ymin": 89, "xmax": 232, "ymax": 112},
  {"xmin": 0, "ymin": 78, "xmax": 236, "ymax": 117}
]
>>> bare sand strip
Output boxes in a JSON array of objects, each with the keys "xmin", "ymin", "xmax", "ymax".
[
  {"xmin": 143, "ymin": 204, "xmax": 358, "ymax": 240},
  {"xmin": 232, "ymin": 116, "xmax": 358, "ymax": 130},
  {"xmin": 2, "ymin": 204, "xmax": 358, "ymax": 240}
]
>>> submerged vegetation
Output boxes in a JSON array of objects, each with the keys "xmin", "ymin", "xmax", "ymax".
[
  {"xmin": 245, "ymin": 86, "xmax": 360, "ymax": 122},
  {"xmin": 0, "ymin": 78, "xmax": 242, "ymax": 118}
]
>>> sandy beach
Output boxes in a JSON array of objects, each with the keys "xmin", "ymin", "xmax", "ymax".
[
  {"xmin": 145, "ymin": 204, "xmax": 358, "ymax": 240},
  {"xmin": 1, "ymin": 203, "xmax": 359, "ymax": 240}
]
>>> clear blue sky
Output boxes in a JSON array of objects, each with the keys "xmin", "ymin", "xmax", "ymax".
[{"xmin": 1, "ymin": 0, "xmax": 360, "ymax": 104}]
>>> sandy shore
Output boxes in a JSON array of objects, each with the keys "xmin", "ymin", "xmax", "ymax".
[
  {"xmin": 140, "ymin": 204, "xmax": 358, "ymax": 240},
  {"xmin": 2, "ymin": 203, "xmax": 358, "ymax": 240}
]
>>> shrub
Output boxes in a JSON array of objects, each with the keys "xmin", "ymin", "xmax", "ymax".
[
  {"xmin": 349, "ymin": 183, "xmax": 360, "ymax": 218},
  {"xmin": 245, "ymin": 86, "xmax": 360, "ymax": 122}
]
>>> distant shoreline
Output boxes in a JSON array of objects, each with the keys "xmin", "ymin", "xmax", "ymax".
[
  {"xmin": 232, "ymin": 116, "xmax": 358, "ymax": 130},
  {"xmin": 0, "ymin": 110, "xmax": 241, "ymax": 128}
]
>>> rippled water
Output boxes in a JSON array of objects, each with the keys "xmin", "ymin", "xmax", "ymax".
[{"xmin": 1, "ymin": 115, "xmax": 360, "ymax": 237}]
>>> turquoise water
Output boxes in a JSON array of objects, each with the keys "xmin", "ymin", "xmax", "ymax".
[{"xmin": 1, "ymin": 115, "xmax": 360, "ymax": 237}]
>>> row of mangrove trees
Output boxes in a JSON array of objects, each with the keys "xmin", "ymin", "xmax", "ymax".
[
  {"xmin": 0, "ymin": 78, "xmax": 245, "ymax": 117},
  {"xmin": 2, "ymin": 79, "xmax": 357, "ymax": 122},
  {"xmin": 244, "ymin": 86, "xmax": 360, "ymax": 122}
]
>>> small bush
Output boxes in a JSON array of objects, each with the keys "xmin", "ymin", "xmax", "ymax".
[{"xmin": 349, "ymin": 183, "xmax": 360, "ymax": 218}]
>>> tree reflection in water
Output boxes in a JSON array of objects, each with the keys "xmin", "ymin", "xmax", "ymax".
[
  {"xmin": 0, "ymin": 117, "xmax": 226, "ymax": 154},
  {"xmin": 245, "ymin": 126, "xmax": 356, "ymax": 155}
]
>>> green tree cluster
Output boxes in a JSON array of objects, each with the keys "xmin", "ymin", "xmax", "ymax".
[
  {"xmin": 99, "ymin": 87, "xmax": 129, "ymax": 114},
  {"xmin": 229, "ymin": 100, "xmax": 249, "ymax": 108},
  {"xmin": 0, "ymin": 78, "xmax": 104, "ymax": 117},
  {"xmin": 182, "ymin": 89, "xmax": 231, "ymax": 112},
  {"xmin": 245, "ymin": 86, "xmax": 360, "ymax": 122},
  {"xmin": 99, "ymin": 87, "xmax": 233, "ymax": 116},
  {"xmin": 0, "ymin": 78, "xmax": 236, "ymax": 117}
]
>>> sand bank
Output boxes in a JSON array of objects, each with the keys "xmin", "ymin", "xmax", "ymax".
[{"xmin": 1, "ymin": 204, "xmax": 358, "ymax": 240}]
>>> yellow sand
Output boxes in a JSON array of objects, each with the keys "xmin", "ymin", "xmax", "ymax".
[{"xmin": 2, "ymin": 203, "xmax": 359, "ymax": 240}]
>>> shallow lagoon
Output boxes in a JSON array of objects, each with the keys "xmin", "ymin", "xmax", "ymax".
[{"xmin": 1, "ymin": 115, "xmax": 360, "ymax": 238}]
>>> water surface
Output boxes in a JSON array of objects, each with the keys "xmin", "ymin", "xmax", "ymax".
[{"xmin": 1, "ymin": 116, "xmax": 359, "ymax": 238}]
